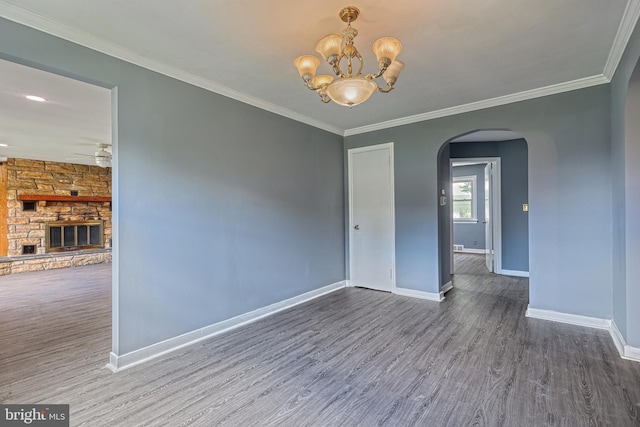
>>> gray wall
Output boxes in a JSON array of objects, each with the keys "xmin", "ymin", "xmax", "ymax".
[
  {"xmin": 0, "ymin": 18, "xmax": 345, "ymax": 355},
  {"xmin": 4, "ymin": 12, "xmax": 639, "ymax": 352},
  {"xmin": 452, "ymin": 164, "xmax": 486, "ymax": 251},
  {"xmin": 345, "ymin": 87, "xmax": 612, "ymax": 319},
  {"xmin": 437, "ymin": 144, "xmax": 451, "ymax": 287},
  {"xmin": 449, "ymin": 140, "xmax": 529, "ymax": 272},
  {"xmin": 499, "ymin": 140, "xmax": 529, "ymax": 271},
  {"xmin": 611, "ymin": 17, "xmax": 640, "ymax": 347}
]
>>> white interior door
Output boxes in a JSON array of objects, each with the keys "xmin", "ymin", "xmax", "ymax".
[
  {"xmin": 349, "ymin": 144, "xmax": 395, "ymax": 292},
  {"xmin": 484, "ymin": 163, "xmax": 494, "ymax": 272}
]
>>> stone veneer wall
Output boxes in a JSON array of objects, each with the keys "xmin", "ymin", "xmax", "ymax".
[
  {"xmin": 2, "ymin": 158, "xmax": 112, "ymax": 266},
  {"xmin": 0, "ymin": 251, "xmax": 112, "ymax": 275}
]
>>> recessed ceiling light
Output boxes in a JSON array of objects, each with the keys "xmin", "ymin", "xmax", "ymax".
[
  {"xmin": 25, "ymin": 95, "xmax": 47, "ymax": 102},
  {"xmin": 0, "ymin": 143, "xmax": 8, "ymax": 147}
]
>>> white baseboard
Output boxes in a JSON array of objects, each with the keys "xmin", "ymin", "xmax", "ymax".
[
  {"xmin": 454, "ymin": 248, "xmax": 486, "ymax": 254},
  {"xmin": 500, "ymin": 269, "xmax": 530, "ymax": 278},
  {"xmin": 610, "ymin": 321, "xmax": 640, "ymax": 362},
  {"xmin": 525, "ymin": 307, "xmax": 611, "ymax": 329},
  {"xmin": 394, "ymin": 287, "xmax": 444, "ymax": 302},
  {"xmin": 107, "ymin": 280, "xmax": 347, "ymax": 372},
  {"xmin": 441, "ymin": 281, "xmax": 453, "ymax": 294},
  {"xmin": 526, "ymin": 306, "xmax": 640, "ymax": 363}
]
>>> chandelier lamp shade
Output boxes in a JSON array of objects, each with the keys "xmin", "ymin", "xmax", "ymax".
[{"xmin": 293, "ymin": 6, "xmax": 405, "ymax": 107}]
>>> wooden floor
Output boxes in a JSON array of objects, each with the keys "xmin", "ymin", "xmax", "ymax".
[{"xmin": 1, "ymin": 256, "xmax": 640, "ymax": 426}]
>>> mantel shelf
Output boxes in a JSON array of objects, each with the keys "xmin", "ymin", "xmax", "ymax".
[{"xmin": 18, "ymin": 195, "xmax": 111, "ymax": 203}]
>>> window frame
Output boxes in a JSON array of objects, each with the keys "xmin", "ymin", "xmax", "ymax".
[{"xmin": 452, "ymin": 175, "xmax": 478, "ymax": 223}]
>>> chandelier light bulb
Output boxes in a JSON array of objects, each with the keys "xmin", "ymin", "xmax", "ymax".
[
  {"xmin": 372, "ymin": 37, "xmax": 403, "ymax": 66},
  {"xmin": 293, "ymin": 55, "xmax": 320, "ymax": 78},
  {"xmin": 383, "ymin": 60, "xmax": 405, "ymax": 85},
  {"xmin": 315, "ymin": 34, "xmax": 343, "ymax": 61}
]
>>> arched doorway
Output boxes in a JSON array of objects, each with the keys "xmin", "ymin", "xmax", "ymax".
[{"xmin": 437, "ymin": 129, "xmax": 530, "ymax": 293}]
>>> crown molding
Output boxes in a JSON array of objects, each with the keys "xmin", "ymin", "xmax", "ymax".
[
  {"xmin": 0, "ymin": 1, "xmax": 636, "ymax": 139},
  {"xmin": 604, "ymin": 0, "xmax": 640, "ymax": 80},
  {"xmin": 343, "ymin": 74, "xmax": 609, "ymax": 136},
  {"xmin": 0, "ymin": 2, "xmax": 344, "ymax": 136}
]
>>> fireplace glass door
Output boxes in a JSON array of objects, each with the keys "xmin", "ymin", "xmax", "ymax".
[{"xmin": 45, "ymin": 220, "xmax": 104, "ymax": 252}]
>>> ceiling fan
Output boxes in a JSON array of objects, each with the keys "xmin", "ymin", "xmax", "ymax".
[{"xmin": 67, "ymin": 143, "xmax": 112, "ymax": 167}]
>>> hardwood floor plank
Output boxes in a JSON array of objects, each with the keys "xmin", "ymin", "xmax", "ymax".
[{"xmin": 2, "ymin": 256, "xmax": 640, "ymax": 426}]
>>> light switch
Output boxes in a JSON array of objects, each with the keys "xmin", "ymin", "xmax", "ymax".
[{"xmin": 523, "ymin": 203, "xmax": 529, "ymax": 212}]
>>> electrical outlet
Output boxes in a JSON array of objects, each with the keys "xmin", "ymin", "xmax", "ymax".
[{"xmin": 523, "ymin": 203, "xmax": 529, "ymax": 212}]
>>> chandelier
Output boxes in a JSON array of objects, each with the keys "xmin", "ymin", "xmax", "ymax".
[{"xmin": 294, "ymin": 6, "xmax": 405, "ymax": 108}]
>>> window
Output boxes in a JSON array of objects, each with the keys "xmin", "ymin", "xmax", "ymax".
[{"xmin": 452, "ymin": 175, "xmax": 477, "ymax": 222}]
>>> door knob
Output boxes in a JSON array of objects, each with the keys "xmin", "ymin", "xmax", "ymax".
[{"xmin": 354, "ymin": 225, "xmax": 360, "ymax": 230}]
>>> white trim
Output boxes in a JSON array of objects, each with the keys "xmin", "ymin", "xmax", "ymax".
[
  {"xmin": 0, "ymin": 2, "xmax": 344, "ymax": 136},
  {"xmin": 610, "ymin": 321, "xmax": 640, "ymax": 362},
  {"xmin": 454, "ymin": 248, "xmax": 486, "ymax": 254},
  {"xmin": 106, "ymin": 280, "xmax": 347, "ymax": 372},
  {"xmin": 610, "ymin": 321, "xmax": 627, "ymax": 357},
  {"xmin": 347, "ymin": 143, "xmax": 396, "ymax": 293},
  {"xmin": 500, "ymin": 269, "xmax": 529, "ymax": 278},
  {"xmin": 626, "ymin": 346, "xmax": 640, "ymax": 361},
  {"xmin": 441, "ymin": 281, "xmax": 453, "ymax": 294},
  {"xmin": 110, "ymin": 86, "xmax": 119, "ymax": 356},
  {"xmin": 492, "ymin": 160, "xmax": 503, "ymax": 275},
  {"xmin": 394, "ymin": 287, "xmax": 444, "ymax": 302},
  {"xmin": 603, "ymin": 0, "xmax": 640, "ymax": 80},
  {"xmin": 344, "ymin": 75, "xmax": 609, "ymax": 136},
  {"xmin": 450, "ymin": 157, "xmax": 502, "ymax": 275},
  {"xmin": 525, "ymin": 307, "xmax": 611, "ymax": 329},
  {"xmin": 526, "ymin": 308, "xmax": 640, "ymax": 363}
]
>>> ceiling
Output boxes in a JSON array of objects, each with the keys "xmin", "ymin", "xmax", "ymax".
[
  {"xmin": 0, "ymin": 0, "xmax": 638, "ymax": 163},
  {"xmin": 0, "ymin": 58, "xmax": 111, "ymax": 165}
]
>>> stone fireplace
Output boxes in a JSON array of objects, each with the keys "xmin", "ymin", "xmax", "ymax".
[{"xmin": 0, "ymin": 158, "xmax": 112, "ymax": 275}]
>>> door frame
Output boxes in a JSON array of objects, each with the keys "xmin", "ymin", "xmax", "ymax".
[
  {"xmin": 347, "ymin": 142, "xmax": 396, "ymax": 291},
  {"xmin": 450, "ymin": 157, "xmax": 502, "ymax": 274}
]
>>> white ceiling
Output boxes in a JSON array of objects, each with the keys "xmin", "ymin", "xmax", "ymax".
[
  {"xmin": 0, "ymin": 58, "xmax": 111, "ymax": 165},
  {"xmin": 0, "ymin": 0, "xmax": 638, "ymax": 162}
]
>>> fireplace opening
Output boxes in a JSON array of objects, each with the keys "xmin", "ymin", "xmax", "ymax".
[{"xmin": 45, "ymin": 220, "xmax": 104, "ymax": 253}]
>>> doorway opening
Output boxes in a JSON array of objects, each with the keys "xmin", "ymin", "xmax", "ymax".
[
  {"xmin": 0, "ymin": 58, "xmax": 115, "ymax": 381},
  {"xmin": 451, "ymin": 157, "xmax": 501, "ymax": 274},
  {"xmin": 437, "ymin": 129, "xmax": 529, "ymax": 291}
]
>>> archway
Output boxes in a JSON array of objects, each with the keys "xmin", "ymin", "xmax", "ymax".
[{"xmin": 437, "ymin": 129, "xmax": 529, "ymax": 294}]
